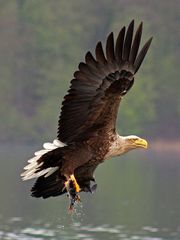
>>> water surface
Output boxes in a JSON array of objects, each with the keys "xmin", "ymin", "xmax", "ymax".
[{"xmin": 0, "ymin": 144, "xmax": 180, "ymax": 239}]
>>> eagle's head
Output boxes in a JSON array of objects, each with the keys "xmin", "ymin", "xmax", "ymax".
[
  {"xmin": 124, "ymin": 135, "xmax": 148, "ymax": 148},
  {"xmin": 106, "ymin": 135, "xmax": 148, "ymax": 158},
  {"xmin": 123, "ymin": 135, "xmax": 148, "ymax": 152}
]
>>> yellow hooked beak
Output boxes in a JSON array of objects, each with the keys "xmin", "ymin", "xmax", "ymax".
[{"xmin": 134, "ymin": 138, "xmax": 148, "ymax": 149}]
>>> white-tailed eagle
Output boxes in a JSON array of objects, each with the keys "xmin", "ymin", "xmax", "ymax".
[{"xmin": 21, "ymin": 20, "xmax": 152, "ymax": 211}]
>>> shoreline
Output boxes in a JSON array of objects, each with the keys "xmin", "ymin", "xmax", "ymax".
[{"xmin": 150, "ymin": 140, "xmax": 180, "ymax": 152}]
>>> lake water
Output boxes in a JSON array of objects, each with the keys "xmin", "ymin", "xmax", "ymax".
[{"xmin": 0, "ymin": 144, "xmax": 180, "ymax": 240}]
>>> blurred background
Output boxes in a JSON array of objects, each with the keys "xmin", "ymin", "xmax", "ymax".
[
  {"xmin": 0, "ymin": 0, "xmax": 180, "ymax": 239},
  {"xmin": 0, "ymin": 0, "xmax": 180, "ymax": 142}
]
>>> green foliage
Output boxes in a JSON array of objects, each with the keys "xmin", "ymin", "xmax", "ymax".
[{"xmin": 0, "ymin": 0, "xmax": 179, "ymax": 142}]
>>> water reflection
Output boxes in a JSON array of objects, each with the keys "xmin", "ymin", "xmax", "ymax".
[
  {"xmin": 1, "ymin": 217, "xmax": 180, "ymax": 240},
  {"xmin": 0, "ymin": 144, "xmax": 180, "ymax": 239}
]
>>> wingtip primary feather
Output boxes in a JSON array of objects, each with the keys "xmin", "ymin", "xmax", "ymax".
[
  {"xmin": 85, "ymin": 51, "xmax": 97, "ymax": 65},
  {"xmin": 106, "ymin": 32, "xmax": 115, "ymax": 62},
  {"xmin": 123, "ymin": 20, "xmax": 134, "ymax": 61},
  {"xmin": 95, "ymin": 41, "xmax": 107, "ymax": 65},
  {"xmin": 129, "ymin": 22, "xmax": 143, "ymax": 64},
  {"xmin": 134, "ymin": 36, "xmax": 153, "ymax": 73},
  {"xmin": 115, "ymin": 26, "xmax": 126, "ymax": 62}
]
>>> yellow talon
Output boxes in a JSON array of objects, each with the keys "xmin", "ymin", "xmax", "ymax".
[
  {"xmin": 64, "ymin": 174, "xmax": 81, "ymax": 212},
  {"xmin": 64, "ymin": 174, "xmax": 81, "ymax": 193},
  {"xmin": 70, "ymin": 174, "xmax": 81, "ymax": 192}
]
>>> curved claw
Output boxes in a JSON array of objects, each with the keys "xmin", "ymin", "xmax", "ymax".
[
  {"xmin": 64, "ymin": 175, "xmax": 81, "ymax": 212},
  {"xmin": 65, "ymin": 174, "xmax": 81, "ymax": 192},
  {"xmin": 70, "ymin": 174, "xmax": 81, "ymax": 192}
]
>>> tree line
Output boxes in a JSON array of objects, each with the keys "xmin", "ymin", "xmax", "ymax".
[{"xmin": 0, "ymin": 0, "xmax": 179, "ymax": 142}]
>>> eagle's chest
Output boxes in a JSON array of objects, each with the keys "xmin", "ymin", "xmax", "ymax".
[{"xmin": 88, "ymin": 134, "xmax": 116, "ymax": 162}]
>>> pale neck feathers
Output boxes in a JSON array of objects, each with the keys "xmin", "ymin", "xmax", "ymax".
[{"xmin": 105, "ymin": 134, "xmax": 138, "ymax": 159}]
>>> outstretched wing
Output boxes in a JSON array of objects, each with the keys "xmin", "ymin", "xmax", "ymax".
[{"xmin": 58, "ymin": 20, "xmax": 152, "ymax": 143}]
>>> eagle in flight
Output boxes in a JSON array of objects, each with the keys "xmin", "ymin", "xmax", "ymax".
[{"xmin": 21, "ymin": 20, "xmax": 152, "ymax": 211}]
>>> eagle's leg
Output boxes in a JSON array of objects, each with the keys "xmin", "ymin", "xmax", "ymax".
[
  {"xmin": 64, "ymin": 174, "xmax": 81, "ymax": 211},
  {"xmin": 65, "ymin": 174, "xmax": 81, "ymax": 193}
]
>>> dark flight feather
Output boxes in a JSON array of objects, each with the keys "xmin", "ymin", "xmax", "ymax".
[
  {"xmin": 31, "ymin": 172, "xmax": 66, "ymax": 198},
  {"xmin": 106, "ymin": 32, "xmax": 115, "ymax": 62},
  {"xmin": 57, "ymin": 21, "xmax": 152, "ymax": 143},
  {"xmin": 115, "ymin": 26, "xmax": 125, "ymax": 63},
  {"xmin": 31, "ymin": 162, "xmax": 98, "ymax": 198},
  {"xmin": 123, "ymin": 20, "xmax": 134, "ymax": 61},
  {"xmin": 134, "ymin": 37, "xmax": 153, "ymax": 73},
  {"xmin": 85, "ymin": 51, "xmax": 97, "ymax": 66},
  {"xmin": 95, "ymin": 42, "xmax": 107, "ymax": 65},
  {"xmin": 129, "ymin": 22, "xmax": 142, "ymax": 64}
]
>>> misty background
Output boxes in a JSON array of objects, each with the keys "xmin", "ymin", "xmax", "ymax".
[
  {"xmin": 0, "ymin": 1, "xmax": 180, "ymax": 240},
  {"xmin": 0, "ymin": 0, "xmax": 179, "ymax": 143}
]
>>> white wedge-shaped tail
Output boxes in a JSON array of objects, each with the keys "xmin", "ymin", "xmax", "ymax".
[{"xmin": 21, "ymin": 139, "xmax": 66, "ymax": 181}]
